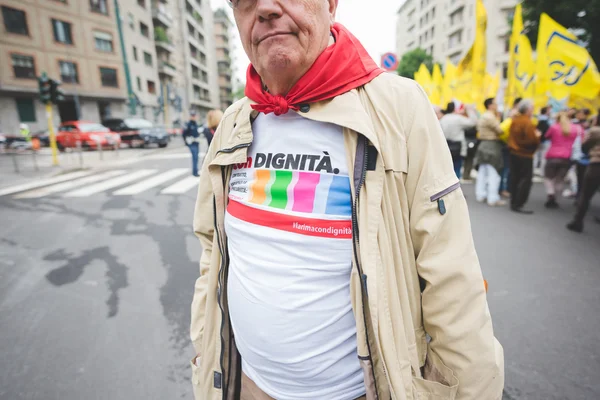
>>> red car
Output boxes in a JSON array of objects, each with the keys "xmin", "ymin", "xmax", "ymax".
[{"xmin": 56, "ymin": 121, "xmax": 121, "ymax": 150}]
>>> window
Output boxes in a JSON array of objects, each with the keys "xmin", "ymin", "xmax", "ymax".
[
  {"xmin": 430, "ymin": 45, "xmax": 434, "ymax": 55},
  {"xmin": 201, "ymin": 70, "xmax": 208, "ymax": 83},
  {"xmin": 94, "ymin": 31, "xmax": 114, "ymax": 52},
  {"xmin": 136, "ymin": 77, "xmax": 142, "ymax": 91},
  {"xmin": 52, "ymin": 19, "xmax": 73, "ymax": 44},
  {"xmin": 16, "ymin": 99, "xmax": 36, "ymax": 122},
  {"xmin": 90, "ymin": 0, "xmax": 108, "ymax": 15},
  {"xmin": 502, "ymin": 63, "xmax": 508, "ymax": 79},
  {"xmin": 504, "ymin": 35, "xmax": 510, "ymax": 53},
  {"xmin": 140, "ymin": 22, "xmax": 149, "ymax": 38},
  {"xmin": 59, "ymin": 61, "xmax": 78, "ymax": 83},
  {"xmin": 147, "ymin": 80, "xmax": 156, "ymax": 94},
  {"xmin": 2, "ymin": 6, "xmax": 28, "ymax": 35},
  {"xmin": 192, "ymin": 65, "xmax": 200, "ymax": 79},
  {"xmin": 99, "ymin": 67, "xmax": 118, "ymax": 87},
  {"xmin": 432, "ymin": 6, "xmax": 435, "ymax": 19},
  {"xmin": 200, "ymin": 51, "xmax": 206, "ymax": 65},
  {"xmin": 431, "ymin": 27, "xmax": 435, "ymax": 37},
  {"xmin": 128, "ymin": 13, "xmax": 134, "ymax": 29},
  {"xmin": 199, "ymin": 33, "xmax": 205, "ymax": 46},
  {"xmin": 11, "ymin": 54, "xmax": 36, "ymax": 79},
  {"xmin": 137, "ymin": 0, "xmax": 145, "ymax": 7},
  {"xmin": 143, "ymin": 51, "xmax": 152, "ymax": 66},
  {"xmin": 133, "ymin": 46, "xmax": 138, "ymax": 61}
]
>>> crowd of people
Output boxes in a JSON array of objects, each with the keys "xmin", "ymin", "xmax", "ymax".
[{"xmin": 438, "ymin": 97, "xmax": 600, "ymax": 233}]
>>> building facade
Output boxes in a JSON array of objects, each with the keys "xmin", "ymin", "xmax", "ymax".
[
  {"xmin": 0, "ymin": 0, "xmax": 127, "ymax": 135},
  {"xmin": 214, "ymin": 8, "xmax": 233, "ymax": 112},
  {"xmin": 164, "ymin": 0, "xmax": 219, "ymax": 123},
  {"xmin": 120, "ymin": 0, "xmax": 162, "ymax": 122},
  {"xmin": 396, "ymin": 0, "xmax": 518, "ymax": 80}
]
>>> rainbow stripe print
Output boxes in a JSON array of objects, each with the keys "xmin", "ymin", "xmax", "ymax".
[{"xmin": 246, "ymin": 169, "xmax": 351, "ymax": 217}]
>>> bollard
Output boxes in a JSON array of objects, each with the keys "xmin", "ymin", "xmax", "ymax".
[
  {"xmin": 11, "ymin": 150, "xmax": 19, "ymax": 173},
  {"xmin": 32, "ymin": 150, "xmax": 39, "ymax": 171},
  {"xmin": 97, "ymin": 141, "xmax": 103, "ymax": 161},
  {"xmin": 77, "ymin": 140, "xmax": 83, "ymax": 168}
]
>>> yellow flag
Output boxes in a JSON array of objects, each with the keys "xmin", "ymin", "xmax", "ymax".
[
  {"xmin": 442, "ymin": 60, "xmax": 457, "ymax": 107},
  {"xmin": 536, "ymin": 13, "xmax": 600, "ymax": 101},
  {"xmin": 415, "ymin": 63, "xmax": 435, "ymax": 101},
  {"xmin": 431, "ymin": 64, "xmax": 443, "ymax": 106},
  {"xmin": 484, "ymin": 71, "xmax": 500, "ymax": 99},
  {"xmin": 506, "ymin": 3, "xmax": 536, "ymax": 109},
  {"xmin": 456, "ymin": 47, "xmax": 474, "ymax": 104},
  {"xmin": 472, "ymin": 0, "xmax": 487, "ymax": 110}
]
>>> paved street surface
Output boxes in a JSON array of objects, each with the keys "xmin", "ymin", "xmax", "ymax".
[{"xmin": 0, "ymin": 151, "xmax": 599, "ymax": 399}]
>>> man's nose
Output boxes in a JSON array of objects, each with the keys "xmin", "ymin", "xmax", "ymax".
[{"xmin": 256, "ymin": 0, "xmax": 283, "ymax": 22}]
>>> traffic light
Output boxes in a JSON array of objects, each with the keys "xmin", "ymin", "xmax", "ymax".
[
  {"xmin": 38, "ymin": 73, "xmax": 51, "ymax": 104},
  {"xmin": 50, "ymin": 79, "xmax": 65, "ymax": 103}
]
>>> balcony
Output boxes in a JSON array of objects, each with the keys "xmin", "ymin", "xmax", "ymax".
[
  {"xmin": 155, "ymin": 28, "xmax": 175, "ymax": 53},
  {"xmin": 152, "ymin": 2, "xmax": 173, "ymax": 27},
  {"xmin": 218, "ymin": 65, "xmax": 232, "ymax": 78},
  {"xmin": 158, "ymin": 61, "xmax": 177, "ymax": 77},
  {"xmin": 447, "ymin": 0, "xmax": 465, "ymax": 15}
]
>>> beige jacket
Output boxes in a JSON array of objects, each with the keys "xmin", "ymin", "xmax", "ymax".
[
  {"xmin": 477, "ymin": 111, "xmax": 503, "ymax": 141},
  {"xmin": 191, "ymin": 73, "xmax": 504, "ymax": 400}
]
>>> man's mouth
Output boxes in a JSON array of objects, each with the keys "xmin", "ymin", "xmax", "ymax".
[{"xmin": 257, "ymin": 31, "xmax": 293, "ymax": 44}]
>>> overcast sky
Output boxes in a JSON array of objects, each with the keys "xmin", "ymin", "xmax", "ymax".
[{"xmin": 209, "ymin": 0, "xmax": 400, "ymax": 83}]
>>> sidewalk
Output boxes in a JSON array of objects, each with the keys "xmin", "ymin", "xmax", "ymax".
[{"xmin": 0, "ymin": 140, "xmax": 192, "ymax": 189}]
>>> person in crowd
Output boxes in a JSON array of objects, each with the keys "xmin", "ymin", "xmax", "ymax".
[
  {"xmin": 440, "ymin": 101, "xmax": 477, "ymax": 178},
  {"xmin": 183, "ymin": 111, "xmax": 201, "ymax": 177},
  {"xmin": 543, "ymin": 111, "xmax": 581, "ymax": 208},
  {"xmin": 433, "ymin": 105, "xmax": 444, "ymax": 120},
  {"xmin": 475, "ymin": 97, "xmax": 506, "ymax": 206},
  {"xmin": 508, "ymin": 99, "xmax": 541, "ymax": 214},
  {"xmin": 534, "ymin": 106, "xmax": 552, "ymax": 174},
  {"xmin": 572, "ymin": 110, "xmax": 591, "ymax": 200},
  {"xmin": 499, "ymin": 97, "xmax": 523, "ymax": 198},
  {"xmin": 201, "ymin": 109, "xmax": 224, "ymax": 148},
  {"xmin": 190, "ymin": 1, "xmax": 503, "ymax": 399},
  {"xmin": 575, "ymin": 108, "xmax": 592, "ymax": 129},
  {"xmin": 567, "ymin": 126, "xmax": 600, "ymax": 232},
  {"xmin": 19, "ymin": 123, "xmax": 31, "ymax": 143}
]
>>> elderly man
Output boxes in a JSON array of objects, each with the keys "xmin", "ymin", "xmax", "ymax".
[{"xmin": 191, "ymin": 1, "xmax": 504, "ymax": 399}]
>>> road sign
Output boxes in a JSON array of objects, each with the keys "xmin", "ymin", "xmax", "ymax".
[{"xmin": 381, "ymin": 52, "xmax": 399, "ymax": 72}]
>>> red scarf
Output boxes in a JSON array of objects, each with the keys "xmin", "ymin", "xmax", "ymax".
[{"xmin": 245, "ymin": 23, "xmax": 384, "ymax": 116}]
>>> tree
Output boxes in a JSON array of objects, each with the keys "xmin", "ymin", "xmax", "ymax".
[
  {"xmin": 397, "ymin": 48, "xmax": 434, "ymax": 79},
  {"xmin": 522, "ymin": 0, "xmax": 600, "ymax": 62}
]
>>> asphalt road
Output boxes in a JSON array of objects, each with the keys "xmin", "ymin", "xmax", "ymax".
[{"xmin": 0, "ymin": 152, "xmax": 598, "ymax": 400}]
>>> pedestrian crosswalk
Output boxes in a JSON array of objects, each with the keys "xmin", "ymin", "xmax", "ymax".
[{"xmin": 2, "ymin": 168, "xmax": 201, "ymax": 199}]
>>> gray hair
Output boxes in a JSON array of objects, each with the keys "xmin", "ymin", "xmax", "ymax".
[{"xmin": 518, "ymin": 99, "xmax": 534, "ymax": 115}]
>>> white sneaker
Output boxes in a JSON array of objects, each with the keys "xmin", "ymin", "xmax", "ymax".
[{"xmin": 488, "ymin": 200, "xmax": 507, "ymax": 207}]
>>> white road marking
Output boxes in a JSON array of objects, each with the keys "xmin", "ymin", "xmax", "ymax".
[
  {"xmin": 64, "ymin": 169, "xmax": 157, "ymax": 197},
  {"xmin": 15, "ymin": 170, "xmax": 127, "ymax": 199},
  {"xmin": 161, "ymin": 175, "xmax": 200, "ymax": 194},
  {"xmin": 0, "ymin": 171, "xmax": 93, "ymax": 197},
  {"xmin": 113, "ymin": 168, "xmax": 189, "ymax": 195}
]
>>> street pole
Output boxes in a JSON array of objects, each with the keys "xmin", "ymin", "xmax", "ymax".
[
  {"xmin": 46, "ymin": 103, "xmax": 59, "ymax": 166},
  {"xmin": 163, "ymin": 81, "xmax": 170, "ymax": 127},
  {"xmin": 114, "ymin": 0, "xmax": 136, "ymax": 116}
]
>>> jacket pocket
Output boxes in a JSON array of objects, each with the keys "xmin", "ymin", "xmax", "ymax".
[
  {"xmin": 190, "ymin": 357, "xmax": 203, "ymax": 400},
  {"xmin": 412, "ymin": 351, "xmax": 458, "ymax": 400}
]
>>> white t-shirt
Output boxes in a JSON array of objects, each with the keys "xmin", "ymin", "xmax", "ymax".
[{"xmin": 225, "ymin": 111, "xmax": 365, "ymax": 400}]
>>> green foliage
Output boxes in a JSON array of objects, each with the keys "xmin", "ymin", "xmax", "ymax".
[
  {"xmin": 397, "ymin": 48, "xmax": 434, "ymax": 79},
  {"xmin": 521, "ymin": 0, "xmax": 600, "ymax": 61},
  {"xmin": 154, "ymin": 27, "xmax": 169, "ymax": 43}
]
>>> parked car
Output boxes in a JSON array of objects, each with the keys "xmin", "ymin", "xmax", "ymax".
[
  {"xmin": 102, "ymin": 118, "xmax": 169, "ymax": 148},
  {"xmin": 56, "ymin": 121, "xmax": 121, "ymax": 150}
]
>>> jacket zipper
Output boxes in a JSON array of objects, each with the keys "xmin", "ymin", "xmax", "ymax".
[
  {"xmin": 213, "ymin": 195, "xmax": 227, "ymax": 397},
  {"xmin": 429, "ymin": 181, "xmax": 461, "ymax": 202},
  {"xmin": 352, "ymin": 134, "xmax": 380, "ymax": 400}
]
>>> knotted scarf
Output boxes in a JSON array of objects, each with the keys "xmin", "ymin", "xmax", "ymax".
[{"xmin": 245, "ymin": 23, "xmax": 384, "ymax": 116}]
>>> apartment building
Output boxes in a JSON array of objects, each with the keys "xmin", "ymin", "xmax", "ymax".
[
  {"xmin": 166, "ymin": 0, "xmax": 219, "ymax": 122},
  {"xmin": 0, "ymin": 0, "xmax": 127, "ymax": 134},
  {"xmin": 396, "ymin": 0, "xmax": 518, "ymax": 78},
  {"xmin": 214, "ymin": 8, "xmax": 233, "ymax": 111},
  {"xmin": 120, "ymin": 0, "xmax": 162, "ymax": 121}
]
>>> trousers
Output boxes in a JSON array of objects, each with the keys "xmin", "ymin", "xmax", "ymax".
[
  {"xmin": 189, "ymin": 143, "xmax": 199, "ymax": 176},
  {"xmin": 573, "ymin": 163, "xmax": 600, "ymax": 225},
  {"xmin": 509, "ymin": 153, "xmax": 534, "ymax": 209},
  {"xmin": 476, "ymin": 164, "xmax": 501, "ymax": 204}
]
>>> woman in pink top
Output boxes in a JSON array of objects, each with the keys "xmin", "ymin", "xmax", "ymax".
[{"xmin": 544, "ymin": 112, "xmax": 582, "ymax": 208}]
